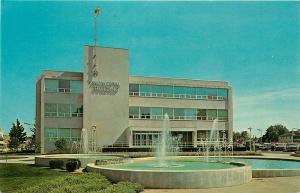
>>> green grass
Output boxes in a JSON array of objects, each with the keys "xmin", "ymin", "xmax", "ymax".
[{"xmin": 0, "ymin": 164, "xmax": 143, "ymax": 193}]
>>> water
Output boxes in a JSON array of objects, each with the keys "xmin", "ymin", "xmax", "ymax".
[
  {"xmin": 105, "ymin": 158, "xmax": 237, "ymax": 171},
  {"xmin": 233, "ymin": 158, "xmax": 300, "ymax": 169},
  {"xmin": 80, "ymin": 128, "xmax": 89, "ymax": 154}
]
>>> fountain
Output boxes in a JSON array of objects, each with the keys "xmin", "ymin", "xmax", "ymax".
[
  {"xmin": 79, "ymin": 128, "xmax": 89, "ymax": 154},
  {"xmin": 87, "ymin": 117, "xmax": 252, "ymax": 188}
]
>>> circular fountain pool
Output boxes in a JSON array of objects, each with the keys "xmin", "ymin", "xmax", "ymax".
[{"xmin": 87, "ymin": 157, "xmax": 252, "ymax": 188}]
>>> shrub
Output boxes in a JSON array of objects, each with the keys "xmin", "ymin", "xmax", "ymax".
[
  {"xmin": 66, "ymin": 159, "xmax": 81, "ymax": 172},
  {"xmin": 68, "ymin": 159, "xmax": 81, "ymax": 169},
  {"xmin": 49, "ymin": 160, "xmax": 64, "ymax": 169},
  {"xmin": 54, "ymin": 138, "xmax": 69, "ymax": 152}
]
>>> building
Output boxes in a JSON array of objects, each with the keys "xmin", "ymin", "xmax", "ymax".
[
  {"xmin": 36, "ymin": 46, "xmax": 233, "ymax": 154},
  {"xmin": 278, "ymin": 130, "xmax": 300, "ymax": 143}
]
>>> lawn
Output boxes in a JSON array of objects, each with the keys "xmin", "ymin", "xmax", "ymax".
[{"xmin": 0, "ymin": 164, "xmax": 143, "ymax": 193}]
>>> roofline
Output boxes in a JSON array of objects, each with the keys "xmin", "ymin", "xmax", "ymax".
[
  {"xmin": 43, "ymin": 70, "xmax": 82, "ymax": 74},
  {"xmin": 84, "ymin": 45, "xmax": 128, "ymax": 51},
  {"xmin": 129, "ymin": 75, "xmax": 229, "ymax": 84}
]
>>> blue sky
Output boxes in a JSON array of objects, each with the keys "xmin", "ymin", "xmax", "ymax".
[{"xmin": 1, "ymin": 1, "xmax": 299, "ymax": 136}]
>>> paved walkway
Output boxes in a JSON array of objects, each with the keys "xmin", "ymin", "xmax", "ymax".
[
  {"xmin": 144, "ymin": 176, "xmax": 300, "ymax": 193},
  {"xmin": 0, "ymin": 154, "xmax": 35, "ymax": 165}
]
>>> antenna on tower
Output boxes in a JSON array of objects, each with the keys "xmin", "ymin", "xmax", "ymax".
[{"xmin": 93, "ymin": 7, "xmax": 100, "ymax": 77}]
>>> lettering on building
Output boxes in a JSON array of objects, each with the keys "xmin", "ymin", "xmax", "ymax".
[{"xmin": 89, "ymin": 81, "xmax": 120, "ymax": 95}]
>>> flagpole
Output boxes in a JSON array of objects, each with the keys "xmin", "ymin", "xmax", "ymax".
[{"xmin": 93, "ymin": 8, "xmax": 100, "ymax": 76}]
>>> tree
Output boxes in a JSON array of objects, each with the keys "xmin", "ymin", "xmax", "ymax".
[
  {"xmin": 55, "ymin": 138, "xmax": 69, "ymax": 153},
  {"xmin": 262, "ymin": 124, "xmax": 289, "ymax": 142},
  {"xmin": 233, "ymin": 131, "xmax": 249, "ymax": 143},
  {"xmin": 8, "ymin": 119, "xmax": 27, "ymax": 151}
]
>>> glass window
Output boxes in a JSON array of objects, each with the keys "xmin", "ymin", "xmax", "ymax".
[
  {"xmin": 174, "ymin": 108, "xmax": 185, "ymax": 119},
  {"xmin": 71, "ymin": 104, "xmax": 83, "ymax": 117},
  {"xmin": 129, "ymin": 84, "xmax": 139, "ymax": 96},
  {"xmin": 45, "ymin": 128, "xmax": 57, "ymax": 140},
  {"xmin": 207, "ymin": 109, "xmax": 217, "ymax": 120},
  {"xmin": 217, "ymin": 109, "xmax": 228, "ymax": 120},
  {"xmin": 129, "ymin": 107, "xmax": 139, "ymax": 118},
  {"xmin": 185, "ymin": 109, "xmax": 197, "ymax": 120},
  {"xmin": 70, "ymin": 81, "xmax": 83, "ymax": 94},
  {"xmin": 58, "ymin": 104, "xmax": 70, "ymax": 117},
  {"xmin": 185, "ymin": 87, "xmax": 196, "ymax": 99},
  {"xmin": 163, "ymin": 108, "xmax": 173, "ymax": 119},
  {"xmin": 151, "ymin": 85, "xmax": 162, "ymax": 97},
  {"xmin": 71, "ymin": 128, "xmax": 82, "ymax": 140},
  {"xmin": 207, "ymin": 88, "xmax": 218, "ymax": 99},
  {"xmin": 174, "ymin": 86, "xmax": 186, "ymax": 98},
  {"xmin": 162, "ymin": 86, "xmax": 173, "ymax": 97},
  {"xmin": 45, "ymin": 103, "xmax": 57, "ymax": 117},
  {"xmin": 197, "ymin": 88, "xmax": 206, "ymax": 95},
  {"xmin": 151, "ymin": 107, "xmax": 162, "ymax": 119},
  {"xmin": 58, "ymin": 80, "xmax": 70, "ymax": 93},
  {"xmin": 140, "ymin": 107, "xmax": 150, "ymax": 119},
  {"xmin": 197, "ymin": 109, "xmax": 207, "ymax": 120},
  {"xmin": 45, "ymin": 79, "xmax": 58, "ymax": 92},
  {"xmin": 58, "ymin": 128, "xmax": 70, "ymax": 139},
  {"xmin": 140, "ymin": 84, "xmax": 151, "ymax": 96},
  {"xmin": 218, "ymin": 89, "xmax": 228, "ymax": 100}
]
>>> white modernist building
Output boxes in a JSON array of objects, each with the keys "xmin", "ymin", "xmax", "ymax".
[{"xmin": 36, "ymin": 46, "xmax": 233, "ymax": 154}]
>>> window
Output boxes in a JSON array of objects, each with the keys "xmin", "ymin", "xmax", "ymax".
[
  {"xmin": 196, "ymin": 88, "xmax": 207, "ymax": 99},
  {"xmin": 197, "ymin": 109, "xmax": 207, "ymax": 120},
  {"xmin": 151, "ymin": 107, "xmax": 162, "ymax": 119},
  {"xmin": 129, "ymin": 84, "xmax": 139, "ymax": 96},
  {"xmin": 218, "ymin": 89, "xmax": 227, "ymax": 100},
  {"xmin": 58, "ymin": 80, "xmax": 70, "ymax": 93},
  {"xmin": 185, "ymin": 87, "xmax": 196, "ymax": 99},
  {"xmin": 129, "ymin": 107, "xmax": 139, "ymax": 118},
  {"xmin": 174, "ymin": 86, "xmax": 186, "ymax": 98},
  {"xmin": 185, "ymin": 109, "xmax": 197, "ymax": 120},
  {"xmin": 45, "ymin": 103, "xmax": 57, "ymax": 117},
  {"xmin": 140, "ymin": 84, "xmax": 151, "ymax": 96},
  {"xmin": 162, "ymin": 86, "xmax": 173, "ymax": 97},
  {"xmin": 151, "ymin": 85, "xmax": 162, "ymax": 97},
  {"xmin": 174, "ymin": 108, "xmax": 185, "ymax": 120},
  {"xmin": 217, "ymin": 109, "xmax": 228, "ymax": 121},
  {"xmin": 58, "ymin": 128, "xmax": 71, "ymax": 139},
  {"xmin": 71, "ymin": 104, "xmax": 83, "ymax": 117},
  {"xmin": 71, "ymin": 128, "xmax": 82, "ymax": 141},
  {"xmin": 45, "ymin": 79, "xmax": 58, "ymax": 92},
  {"xmin": 163, "ymin": 108, "xmax": 173, "ymax": 119},
  {"xmin": 70, "ymin": 81, "xmax": 83, "ymax": 94},
  {"xmin": 45, "ymin": 128, "xmax": 57, "ymax": 140},
  {"xmin": 206, "ymin": 88, "xmax": 218, "ymax": 100},
  {"xmin": 207, "ymin": 109, "xmax": 217, "ymax": 120},
  {"xmin": 140, "ymin": 107, "xmax": 151, "ymax": 119},
  {"xmin": 58, "ymin": 104, "xmax": 70, "ymax": 117}
]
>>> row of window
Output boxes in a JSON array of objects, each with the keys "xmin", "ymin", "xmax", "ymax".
[
  {"xmin": 129, "ymin": 84, "xmax": 228, "ymax": 100},
  {"xmin": 44, "ymin": 128, "xmax": 82, "ymax": 141},
  {"xmin": 44, "ymin": 79, "xmax": 83, "ymax": 93},
  {"xmin": 129, "ymin": 107, "xmax": 228, "ymax": 121},
  {"xmin": 44, "ymin": 79, "xmax": 228, "ymax": 102},
  {"xmin": 45, "ymin": 103, "xmax": 83, "ymax": 117}
]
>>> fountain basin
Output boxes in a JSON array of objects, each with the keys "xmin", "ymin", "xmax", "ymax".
[
  {"xmin": 87, "ymin": 157, "xmax": 252, "ymax": 188},
  {"xmin": 35, "ymin": 154, "xmax": 124, "ymax": 167}
]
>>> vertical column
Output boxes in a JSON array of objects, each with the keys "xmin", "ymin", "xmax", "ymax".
[
  {"xmin": 227, "ymin": 86, "xmax": 233, "ymax": 142},
  {"xmin": 193, "ymin": 130, "xmax": 198, "ymax": 148},
  {"xmin": 40, "ymin": 78, "xmax": 45, "ymax": 154}
]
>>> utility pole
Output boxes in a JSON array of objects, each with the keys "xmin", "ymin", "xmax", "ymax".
[
  {"xmin": 257, "ymin": 129, "xmax": 263, "ymax": 144},
  {"xmin": 248, "ymin": 127, "xmax": 252, "ymax": 151}
]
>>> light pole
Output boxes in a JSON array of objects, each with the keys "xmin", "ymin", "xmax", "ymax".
[
  {"xmin": 257, "ymin": 129, "xmax": 263, "ymax": 144},
  {"xmin": 248, "ymin": 127, "xmax": 252, "ymax": 151}
]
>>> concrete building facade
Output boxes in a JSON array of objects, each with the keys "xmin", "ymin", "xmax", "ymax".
[{"xmin": 36, "ymin": 46, "xmax": 233, "ymax": 154}]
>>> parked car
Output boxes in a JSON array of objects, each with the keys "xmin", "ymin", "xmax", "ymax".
[
  {"xmin": 274, "ymin": 143, "xmax": 286, "ymax": 151},
  {"xmin": 285, "ymin": 143, "xmax": 299, "ymax": 152}
]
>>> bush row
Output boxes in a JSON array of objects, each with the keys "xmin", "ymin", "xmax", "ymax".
[{"xmin": 15, "ymin": 173, "xmax": 143, "ymax": 193}]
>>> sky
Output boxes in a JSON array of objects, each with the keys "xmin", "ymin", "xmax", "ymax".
[{"xmin": 1, "ymin": 1, "xmax": 299, "ymax": 136}]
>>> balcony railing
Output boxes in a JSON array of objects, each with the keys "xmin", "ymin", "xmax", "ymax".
[
  {"xmin": 129, "ymin": 115, "xmax": 227, "ymax": 121},
  {"xmin": 45, "ymin": 112, "xmax": 83, "ymax": 118},
  {"xmin": 129, "ymin": 91, "xmax": 226, "ymax": 101}
]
